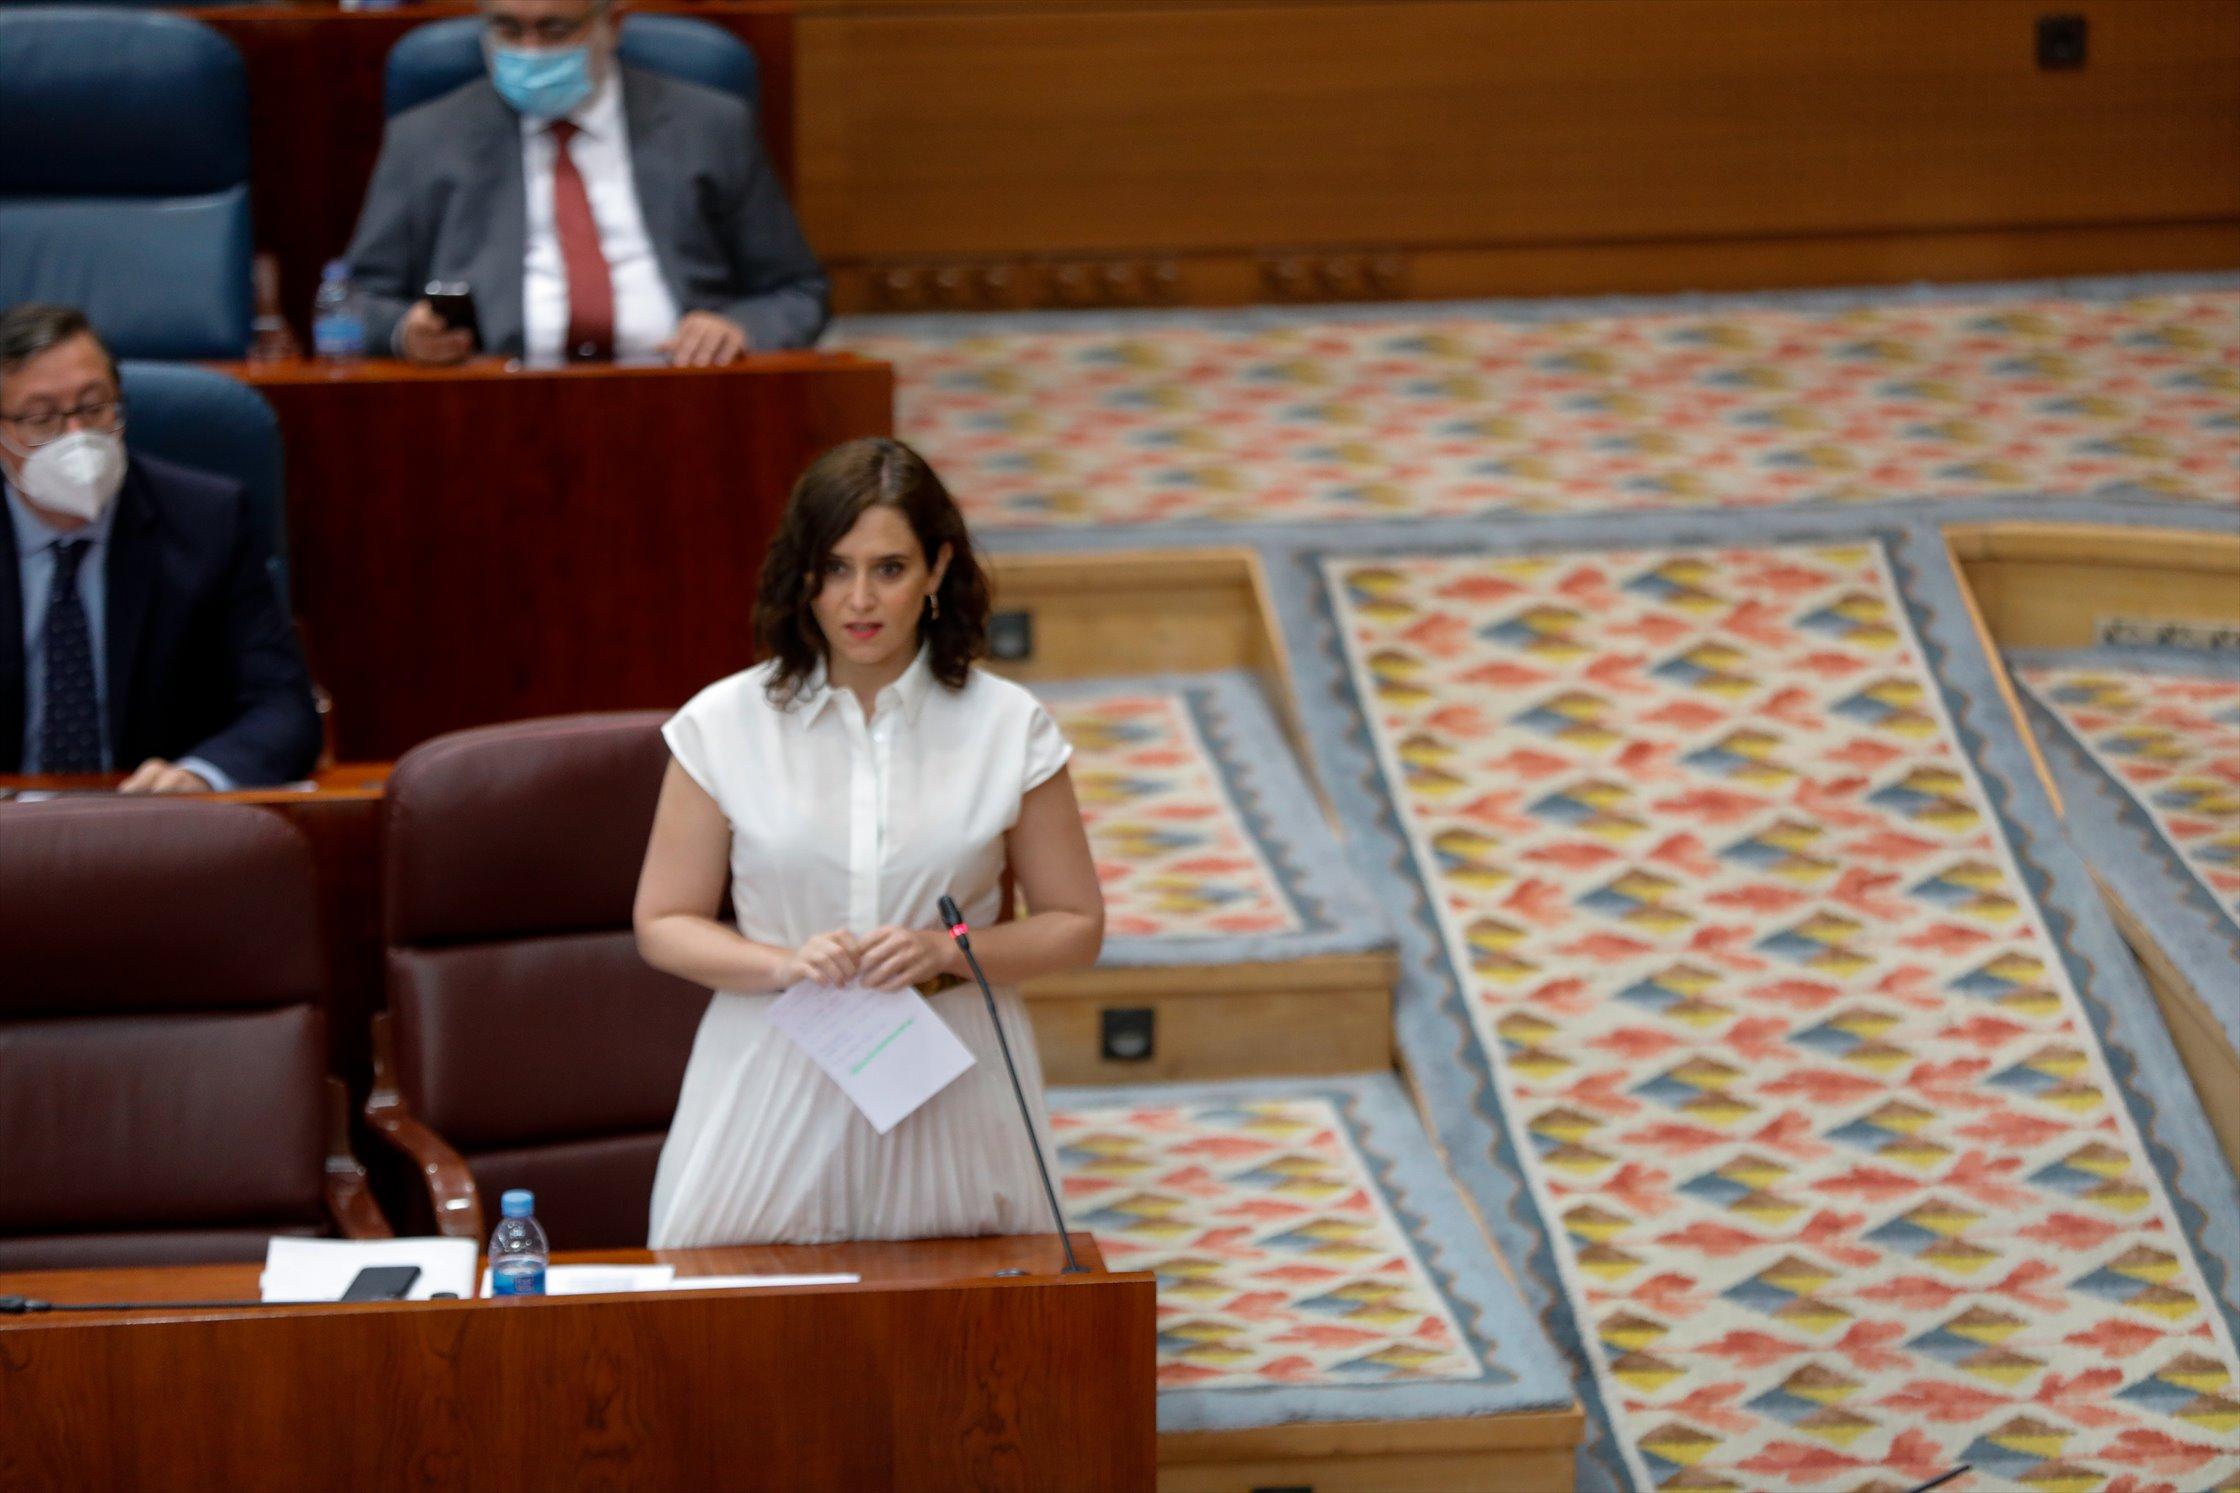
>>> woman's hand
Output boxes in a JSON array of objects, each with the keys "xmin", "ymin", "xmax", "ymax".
[
  {"xmin": 856, "ymin": 926, "xmax": 950, "ymax": 991},
  {"xmin": 778, "ymin": 929, "xmax": 861, "ymax": 988}
]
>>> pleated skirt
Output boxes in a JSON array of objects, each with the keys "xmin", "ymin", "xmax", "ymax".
[{"xmin": 646, "ymin": 984, "xmax": 1061, "ymax": 1248}]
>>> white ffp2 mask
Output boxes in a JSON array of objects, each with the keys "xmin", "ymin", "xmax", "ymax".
[{"xmin": 14, "ymin": 429, "xmax": 126, "ymax": 523}]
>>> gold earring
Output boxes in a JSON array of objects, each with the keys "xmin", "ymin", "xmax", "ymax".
[{"xmin": 928, "ymin": 593, "xmax": 940, "ymax": 621}]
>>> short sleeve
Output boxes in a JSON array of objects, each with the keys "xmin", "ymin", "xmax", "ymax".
[
  {"xmin": 662, "ymin": 700, "xmax": 722, "ymax": 802},
  {"xmin": 1022, "ymin": 698, "xmax": 1073, "ymax": 794}
]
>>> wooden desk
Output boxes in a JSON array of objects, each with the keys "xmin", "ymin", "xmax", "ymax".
[
  {"xmin": 185, "ymin": 2, "xmax": 796, "ymax": 343},
  {"xmin": 0, "ymin": 1236, "xmax": 1156, "ymax": 1491},
  {"xmin": 2, "ymin": 767, "xmax": 392, "ymax": 1096},
  {"xmin": 217, "ymin": 354, "xmax": 893, "ymax": 759},
  {"xmin": 0, "ymin": 765, "xmax": 388, "ymax": 801}
]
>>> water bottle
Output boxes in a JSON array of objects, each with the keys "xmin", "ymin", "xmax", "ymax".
[
  {"xmin": 311, "ymin": 259, "xmax": 366, "ymax": 362},
  {"xmin": 488, "ymin": 1188, "xmax": 549, "ymax": 1297}
]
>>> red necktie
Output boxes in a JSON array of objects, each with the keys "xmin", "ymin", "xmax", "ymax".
[{"xmin": 548, "ymin": 120, "xmax": 614, "ymax": 361}]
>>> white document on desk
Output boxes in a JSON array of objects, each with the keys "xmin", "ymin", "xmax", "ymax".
[
  {"xmin": 261, "ymin": 1236, "xmax": 479, "ymax": 1302},
  {"xmin": 766, "ymin": 978, "xmax": 975, "ymax": 1134},
  {"xmin": 477, "ymin": 1264, "xmax": 678, "ymax": 1298},
  {"xmin": 665, "ymin": 1273, "xmax": 860, "ymax": 1291}
]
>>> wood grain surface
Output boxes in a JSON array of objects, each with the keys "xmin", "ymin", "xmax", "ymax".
[
  {"xmin": 217, "ymin": 354, "xmax": 892, "ymax": 759},
  {"xmin": 796, "ymin": 0, "xmax": 2240, "ymax": 306},
  {"xmin": 0, "ymin": 1237, "xmax": 1154, "ymax": 1493},
  {"xmin": 1026, "ymin": 954, "xmax": 1397, "ymax": 1084},
  {"xmin": 1944, "ymin": 523, "xmax": 2240, "ymax": 649}
]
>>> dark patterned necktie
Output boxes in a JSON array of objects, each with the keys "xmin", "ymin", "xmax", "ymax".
[{"xmin": 40, "ymin": 539, "xmax": 102, "ymax": 773}]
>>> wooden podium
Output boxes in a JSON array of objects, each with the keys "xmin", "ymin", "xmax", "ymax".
[
  {"xmin": 0, "ymin": 1236, "xmax": 1154, "ymax": 1491},
  {"xmin": 213, "ymin": 353, "xmax": 894, "ymax": 760}
]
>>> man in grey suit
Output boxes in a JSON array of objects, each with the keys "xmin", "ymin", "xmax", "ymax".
[{"xmin": 347, "ymin": 0, "xmax": 826, "ymax": 367}]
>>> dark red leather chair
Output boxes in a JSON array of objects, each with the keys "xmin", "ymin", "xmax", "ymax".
[
  {"xmin": 0, "ymin": 799, "xmax": 386, "ymax": 1269},
  {"xmin": 371, "ymin": 714, "xmax": 712, "ymax": 1249}
]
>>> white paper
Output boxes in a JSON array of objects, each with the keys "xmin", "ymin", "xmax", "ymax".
[
  {"xmin": 664, "ymin": 1273, "xmax": 860, "ymax": 1291},
  {"xmin": 259, "ymin": 1236, "xmax": 479, "ymax": 1302},
  {"xmin": 475, "ymin": 1267, "xmax": 861, "ymax": 1297},
  {"xmin": 477, "ymin": 1264, "xmax": 677, "ymax": 1298},
  {"xmin": 766, "ymin": 978, "xmax": 976, "ymax": 1134}
]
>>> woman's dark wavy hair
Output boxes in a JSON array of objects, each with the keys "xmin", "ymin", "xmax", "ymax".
[{"xmin": 755, "ymin": 437, "xmax": 990, "ymax": 706}]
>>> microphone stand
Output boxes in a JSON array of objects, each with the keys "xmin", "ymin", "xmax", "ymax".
[{"xmin": 939, "ymin": 895, "xmax": 1086, "ymax": 1275}]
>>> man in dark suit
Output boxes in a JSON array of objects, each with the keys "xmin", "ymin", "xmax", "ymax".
[
  {"xmin": 348, "ymin": 0, "xmax": 826, "ymax": 368},
  {"xmin": 0, "ymin": 304, "xmax": 320, "ymax": 792}
]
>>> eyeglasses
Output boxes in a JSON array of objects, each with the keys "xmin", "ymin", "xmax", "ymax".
[
  {"xmin": 0, "ymin": 398, "xmax": 125, "ymax": 447},
  {"xmin": 487, "ymin": 11, "xmax": 598, "ymax": 46}
]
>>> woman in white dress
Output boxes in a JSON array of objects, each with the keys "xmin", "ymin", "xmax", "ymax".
[{"xmin": 634, "ymin": 437, "xmax": 1104, "ymax": 1247}]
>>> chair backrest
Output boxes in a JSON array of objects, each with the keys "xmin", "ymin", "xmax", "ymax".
[
  {"xmin": 383, "ymin": 14, "xmax": 759, "ymax": 119},
  {"xmin": 382, "ymin": 713, "xmax": 710, "ymax": 1249},
  {"xmin": 0, "ymin": 800, "xmax": 332, "ymax": 1269},
  {"xmin": 117, "ymin": 360, "xmax": 291, "ymax": 606},
  {"xmin": 0, "ymin": 9, "xmax": 252, "ymax": 359}
]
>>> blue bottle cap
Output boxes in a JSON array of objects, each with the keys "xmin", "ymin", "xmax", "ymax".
[{"xmin": 500, "ymin": 1188, "xmax": 535, "ymax": 1219}]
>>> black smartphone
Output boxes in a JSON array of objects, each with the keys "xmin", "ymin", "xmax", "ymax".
[
  {"xmin": 340, "ymin": 1264, "xmax": 421, "ymax": 1302},
  {"xmin": 423, "ymin": 281, "xmax": 480, "ymax": 346}
]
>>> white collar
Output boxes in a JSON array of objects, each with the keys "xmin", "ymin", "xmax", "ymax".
[
  {"xmin": 5, "ymin": 477, "xmax": 118, "ymax": 554},
  {"xmin": 519, "ymin": 68, "xmax": 622, "ymax": 142},
  {"xmin": 800, "ymin": 644, "xmax": 938, "ymax": 728}
]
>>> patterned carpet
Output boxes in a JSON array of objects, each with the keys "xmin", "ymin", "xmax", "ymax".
[
  {"xmin": 839, "ymin": 286, "xmax": 2240, "ymax": 530},
  {"xmin": 1027, "ymin": 672, "xmax": 1391, "ymax": 965},
  {"xmin": 2014, "ymin": 649, "xmax": 2240, "ymax": 1056},
  {"xmin": 1051, "ymin": 1073, "xmax": 1573, "ymax": 1432},
  {"xmin": 868, "ymin": 279, "xmax": 2240, "ymax": 1485},
  {"xmin": 2017, "ymin": 653, "xmax": 2240, "ymax": 931},
  {"xmin": 1268, "ymin": 519, "xmax": 2240, "ymax": 1490}
]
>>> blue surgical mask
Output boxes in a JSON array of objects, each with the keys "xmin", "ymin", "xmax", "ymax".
[{"xmin": 489, "ymin": 43, "xmax": 594, "ymax": 120}]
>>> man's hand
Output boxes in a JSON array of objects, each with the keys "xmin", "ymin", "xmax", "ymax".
[
  {"xmin": 777, "ymin": 929, "xmax": 860, "ymax": 988},
  {"xmin": 397, "ymin": 299, "xmax": 475, "ymax": 366},
  {"xmin": 119, "ymin": 759, "xmax": 213, "ymax": 795},
  {"xmin": 661, "ymin": 310, "xmax": 748, "ymax": 368},
  {"xmin": 855, "ymin": 927, "xmax": 950, "ymax": 991}
]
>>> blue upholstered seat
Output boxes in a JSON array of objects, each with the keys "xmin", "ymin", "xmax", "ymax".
[
  {"xmin": 0, "ymin": 9, "xmax": 253, "ymax": 359},
  {"xmin": 383, "ymin": 14, "xmax": 760, "ymax": 119},
  {"xmin": 118, "ymin": 361, "xmax": 290, "ymax": 604}
]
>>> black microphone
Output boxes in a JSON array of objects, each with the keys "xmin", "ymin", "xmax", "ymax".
[
  {"xmin": 1904, "ymin": 1471, "xmax": 1970, "ymax": 1493},
  {"xmin": 1, "ymin": 1295, "xmax": 284, "ymax": 1314},
  {"xmin": 939, "ymin": 894, "xmax": 1086, "ymax": 1276}
]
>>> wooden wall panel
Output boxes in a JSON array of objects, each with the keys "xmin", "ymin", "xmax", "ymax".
[
  {"xmin": 794, "ymin": 0, "xmax": 2240, "ymax": 309},
  {"xmin": 1945, "ymin": 524, "xmax": 2240, "ymax": 650},
  {"xmin": 229, "ymin": 354, "xmax": 892, "ymax": 759}
]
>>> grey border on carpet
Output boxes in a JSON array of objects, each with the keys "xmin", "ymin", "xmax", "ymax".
[
  {"xmin": 1053, "ymin": 1070, "xmax": 1575, "ymax": 1433},
  {"xmin": 2010, "ymin": 645, "xmax": 2240, "ymax": 1057},
  {"xmin": 1257, "ymin": 507, "xmax": 2240, "ymax": 1489},
  {"xmin": 1023, "ymin": 670, "xmax": 1394, "ymax": 967}
]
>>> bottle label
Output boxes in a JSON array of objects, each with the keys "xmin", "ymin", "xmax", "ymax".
[
  {"xmin": 313, "ymin": 314, "xmax": 365, "ymax": 359},
  {"xmin": 491, "ymin": 1260, "xmax": 546, "ymax": 1297}
]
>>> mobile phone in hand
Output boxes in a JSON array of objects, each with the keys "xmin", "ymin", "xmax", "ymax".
[{"xmin": 423, "ymin": 281, "xmax": 480, "ymax": 347}]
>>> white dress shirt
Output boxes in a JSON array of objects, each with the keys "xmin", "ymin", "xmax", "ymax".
[
  {"xmin": 519, "ymin": 75, "xmax": 681, "ymax": 362},
  {"xmin": 660, "ymin": 647, "xmax": 1072, "ymax": 951},
  {"xmin": 7, "ymin": 482, "xmax": 233, "ymax": 790},
  {"xmin": 646, "ymin": 648, "xmax": 1076, "ymax": 1246}
]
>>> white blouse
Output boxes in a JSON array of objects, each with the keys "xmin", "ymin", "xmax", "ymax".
[
  {"xmin": 646, "ymin": 648, "xmax": 1075, "ymax": 1247},
  {"xmin": 661, "ymin": 648, "xmax": 1073, "ymax": 943}
]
